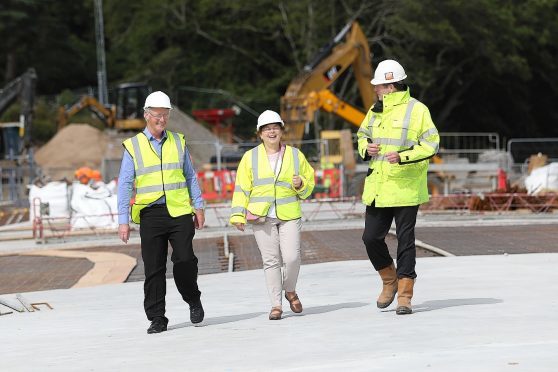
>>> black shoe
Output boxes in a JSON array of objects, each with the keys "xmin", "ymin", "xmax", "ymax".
[
  {"xmin": 190, "ymin": 300, "xmax": 204, "ymax": 324},
  {"xmin": 147, "ymin": 317, "xmax": 168, "ymax": 334}
]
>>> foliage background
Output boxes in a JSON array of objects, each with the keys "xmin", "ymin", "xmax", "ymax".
[{"xmin": 1, "ymin": 0, "xmax": 557, "ymax": 143}]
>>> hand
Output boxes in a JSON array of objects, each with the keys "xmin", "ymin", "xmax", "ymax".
[
  {"xmin": 385, "ymin": 151, "xmax": 401, "ymax": 164},
  {"xmin": 233, "ymin": 222, "xmax": 245, "ymax": 232},
  {"xmin": 292, "ymin": 175, "xmax": 303, "ymax": 190},
  {"xmin": 367, "ymin": 143, "xmax": 381, "ymax": 156},
  {"xmin": 194, "ymin": 209, "xmax": 205, "ymax": 230},
  {"xmin": 118, "ymin": 224, "xmax": 130, "ymax": 244}
]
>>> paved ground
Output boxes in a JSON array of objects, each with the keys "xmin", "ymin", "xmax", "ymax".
[
  {"xmin": 2, "ymin": 254, "xmax": 558, "ymax": 371},
  {"xmin": 1, "ymin": 217, "xmax": 557, "ymax": 294}
]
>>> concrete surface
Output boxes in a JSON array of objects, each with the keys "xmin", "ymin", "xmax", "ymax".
[{"xmin": 2, "ymin": 253, "xmax": 558, "ymax": 371}]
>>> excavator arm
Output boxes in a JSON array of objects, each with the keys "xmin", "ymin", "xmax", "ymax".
[
  {"xmin": 57, "ymin": 95, "xmax": 115, "ymax": 130},
  {"xmin": 306, "ymin": 90, "xmax": 366, "ymax": 126},
  {"xmin": 281, "ymin": 21, "xmax": 375, "ymax": 141}
]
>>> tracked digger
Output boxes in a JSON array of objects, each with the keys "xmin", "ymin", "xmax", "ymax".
[
  {"xmin": 280, "ymin": 21, "xmax": 441, "ymax": 196},
  {"xmin": 57, "ymin": 82, "xmax": 150, "ymax": 131}
]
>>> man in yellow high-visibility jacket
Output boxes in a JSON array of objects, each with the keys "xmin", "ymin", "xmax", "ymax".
[
  {"xmin": 357, "ymin": 60, "xmax": 439, "ymax": 315},
  {"xmin": 117, "ymin": 91, "xmax": 206, "ymax": 334}
]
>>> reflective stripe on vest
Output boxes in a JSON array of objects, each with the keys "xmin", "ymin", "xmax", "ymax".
[
  {"xmin": 130, "ymin": 133, "xmax": 184, "ymax": 176},
  {"xmin": 368, "ymin": 99, "xmax": 417, "ymax": 166},
  {"xmin": 251, "ymin": 146, "xmax": 300, "ymax": 186},
  {"xmin": 124, "ymin": 131, "xmax": 192, "ymax": 224},
  {"xmin": 249, "ymin": 145, "xmax": 301, "ymax": 205}
]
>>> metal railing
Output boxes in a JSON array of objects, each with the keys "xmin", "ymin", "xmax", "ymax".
[{"xmin": 507, "ymin": 138, "xmax": 558, "ymax": 175}]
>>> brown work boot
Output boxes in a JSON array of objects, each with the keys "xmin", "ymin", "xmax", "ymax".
[
  {"xmin": 376, "ymin": 263, "xmax": 398, "ymax": 308},
  {"xmin": 396, "ymin": 278, "xmax": 414, "ymax": 315}
]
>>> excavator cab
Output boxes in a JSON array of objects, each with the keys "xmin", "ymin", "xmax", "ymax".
[{"xmin": 113, "ymin": 82, "xmax": 150, "ymax": 130}]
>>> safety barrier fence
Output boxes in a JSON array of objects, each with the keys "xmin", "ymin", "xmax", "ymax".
[
  {"xmin": 422, "ymin": 193, "xmax": 558, "ymax": 213},
  {"xmin": 195, "ymin": 168, "xmax": 342, "ymax": 202},
  {"xmin": 23, "ymin": 192, "xmax": 558, "ymax": 244}
]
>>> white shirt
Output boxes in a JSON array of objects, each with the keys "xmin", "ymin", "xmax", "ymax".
[{"xmin": 266, "ymin": 151, "xmax": 282, "ymax": 218}]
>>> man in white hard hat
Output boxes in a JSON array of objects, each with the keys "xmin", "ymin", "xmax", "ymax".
[
  {"xmin": 357, "ymin": 60, "xmax": 440, "ymax": 315},
  {"xmin": 117, "ymin": 91, "xmax": 206, "ymax": 333}
]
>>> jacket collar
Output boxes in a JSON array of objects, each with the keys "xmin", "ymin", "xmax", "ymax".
[{"xmin": 382, "ymin": 87, "xmax": 411, "ymax": 109}]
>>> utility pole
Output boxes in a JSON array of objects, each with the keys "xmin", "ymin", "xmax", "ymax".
[{"xmin": 94, "ymin": 0, "xmax": 108, "ymax": 105}]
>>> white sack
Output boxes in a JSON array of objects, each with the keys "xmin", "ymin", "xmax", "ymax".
[
  {"xmin": 28, "ymin": 182, "xmax": 70, "ymax": 221},
  {"xmin": 525, "ymin": 163, "xmax": 558, "ymax": 195},
  {"xmin": 70, "ymin": 182, "xmax": 118, "ymax": 229}
]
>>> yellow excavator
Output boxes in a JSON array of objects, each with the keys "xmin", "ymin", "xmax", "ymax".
[
  {"xmin": 280, "ymin": 21, "xmax": 376, "ymax": 143},
  {"xmin": 280, "ymin": 22, "xmax": 443, "ymax": 196},
  {"xmin": 57, "ymin": 82, "xmax": 150, "ymax": 131}
]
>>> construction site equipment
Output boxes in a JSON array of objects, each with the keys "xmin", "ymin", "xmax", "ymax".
[
  {"xmin": 0, "ymin": 68, "xmax": 37, "ymax": 157},
  {"xmin": 280, "ymin": 21, "xmax": 375, "ymax": 143},
  {"xmin": 57, "ymin": 82, "xmax": 150, "ymax": 131},
  {"xmin": 320, "ymin": 129, "xmax": 355, "ymax": 170},
  {"xmin": 192, "ymin": 108, "xmax": 239, "ymax": 144}
]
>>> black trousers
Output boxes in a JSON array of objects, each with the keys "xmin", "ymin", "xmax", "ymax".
[
  {"xmin": 140, "ymin": 205, "xmax": 201, "ymax": 321},
  {"xmin": 362, "ymin": 203, "xmax": 419, "ymax": 279}
]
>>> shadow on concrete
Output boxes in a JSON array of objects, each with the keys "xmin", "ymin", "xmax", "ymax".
[
  {"xmin": 168, "ymin": 311, "xmax": 266, "ymax": 330},
  {"xmin": 411, "ymin": 298, "xmax": 503, "ymax": 313},
  {"xmin": 283, "ymin": 301, "xmax": 369, "ymax": 318}
]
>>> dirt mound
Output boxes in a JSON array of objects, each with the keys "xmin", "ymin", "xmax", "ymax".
[
  {"xmin": 167, "ymin": 106, "xmax": 218, "ymax": 167},
  {"xmin": 34, "ymin": 124, "xmax": 109, "ymax": 180},
  {"xmin": 35, "ymin": 109, "xmax": 218, "ymax": 181}
]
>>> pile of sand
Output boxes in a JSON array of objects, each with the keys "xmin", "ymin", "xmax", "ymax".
[
  {"xmin": 34, "ymin": 108, "xmax": 218, "ymax": 181},
  {"xmin": 167, "ymin": 106, "xmax": 219, "ymax": 167},
  {"xmin": 34, "ymin": 124, "xmax": 109, "ymax": 180}
]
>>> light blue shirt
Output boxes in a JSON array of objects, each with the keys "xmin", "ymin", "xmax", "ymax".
[{"xmin": 117, "ymin": 128, "xmax": 204, "ymax": 224}]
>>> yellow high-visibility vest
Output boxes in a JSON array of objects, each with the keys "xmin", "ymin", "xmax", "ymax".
[
  {"xmin": 230, "ymin": 144, "xmax": 315, "ymax": 224},
  {"xmin": 123, "ymin": 131, "xmax": 193, "ymax": 223},
  {"xmin": 357, "ymin": 88, "xmax": 439, "ymax": 207}
]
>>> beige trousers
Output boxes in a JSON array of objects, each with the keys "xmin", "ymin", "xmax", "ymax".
[{"xmin": 252, "ymin": 218, "xmax": 302, "ymax": 308}]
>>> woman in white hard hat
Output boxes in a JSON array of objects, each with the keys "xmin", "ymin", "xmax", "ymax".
[
  {"xmin": 357, "ymin": 59, "xmax": 440, "ymax": 315},
  {"xmin": 230, "ymin": 110, "xmax": 315, "ymax": 320}
]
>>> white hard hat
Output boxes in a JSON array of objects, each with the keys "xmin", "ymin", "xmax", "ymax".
[
  {"xmin": 144, "ymin": 91, "xmax": 172, "ymax": 109},
  {"xmin": 370, "ymin": 59, "xmax": 407, "ymax": 85},
  {"xmin": 257, "ymin": 110, "xmax": 284, "ymax": 130}
]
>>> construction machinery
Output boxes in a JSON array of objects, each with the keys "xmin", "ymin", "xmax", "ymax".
[
  {"xmin": 280, "ymin": 21, "xmax": 376, "ymax": 143},
  {"xmin": 57, "ymin": 82, "xmax": 150, "ymax": 131},
  {"xmin": 0, "ymin": 68, "xmax": 37, "ymax": 158}
]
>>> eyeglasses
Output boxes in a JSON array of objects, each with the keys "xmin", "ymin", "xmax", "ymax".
[
  {"xmin": 147, "ymin": 110, "xmax": 170, "ymax": 120},
  {"xmin": 261, "ymin": 126, "xmax": 282, "ymax": 132}
]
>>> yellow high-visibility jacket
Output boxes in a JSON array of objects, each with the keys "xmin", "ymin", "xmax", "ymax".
[
  {"xmin": 357, "ymin": 88, "xmax": 439, "ymax": 207},
  {"xmin": 230, "ymin": 144, "xmax": 315, "ymax": 224},
  {"xmin": 123, "ymin": 131, "xmax": 193, "ymax": 224}
]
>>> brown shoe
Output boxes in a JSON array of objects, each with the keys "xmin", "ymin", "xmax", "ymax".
[
  {"xmin": 269, "ymin": 307, "xmax": 283, "ymax": 320},
  {"xmin": 285, "ymin": 292, "xmax": 303, "ymax": 313}
]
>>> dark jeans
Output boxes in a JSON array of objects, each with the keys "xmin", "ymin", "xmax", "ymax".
[
  {"xmin": 140, "ymin": 205, "xmax": 201, "ymax": 321},
  {"xmin": 362, "ymin": 203, "xmax": 419, "ymax": 279}
]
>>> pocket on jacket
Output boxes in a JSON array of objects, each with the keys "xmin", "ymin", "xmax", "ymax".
[{"xmin": 388, "ymin": 161, "xmax": 426, "ymax": 179}]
